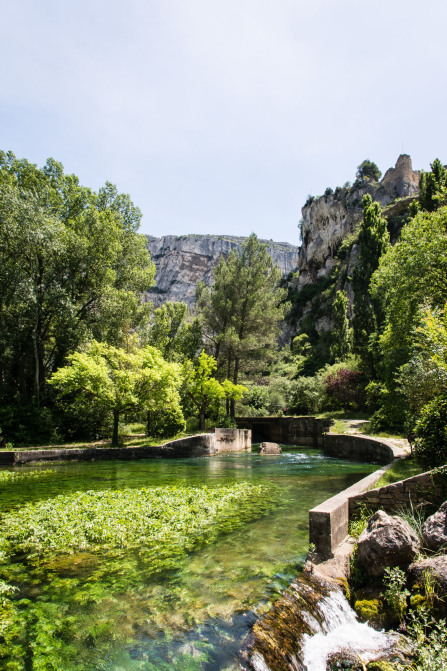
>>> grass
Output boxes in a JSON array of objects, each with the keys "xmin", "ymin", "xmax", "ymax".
[{"xmin": 372, "ymin": 456, "xmax": 424, "ymax": 489}]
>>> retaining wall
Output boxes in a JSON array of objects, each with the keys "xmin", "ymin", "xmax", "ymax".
[
  {"xmin": 214, "ymin": 428, "xmax": 251, "ymax": 452},
  {"xmin": 309, "ymin": 434, "xmax": 407, "ymax": 557},
  {"xmin": 236, "ymin": 416, "xmax": 331, "ymax": 447},
  {"xmin": 349, "ymin": 467, "xmax": 447, "ymax": 516}
]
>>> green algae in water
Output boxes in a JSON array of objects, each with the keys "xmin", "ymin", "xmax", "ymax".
[{"xmin": 0, "ymin": 450, "xmax": 378, "ymax": 670}]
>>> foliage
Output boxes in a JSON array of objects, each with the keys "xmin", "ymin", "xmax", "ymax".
[
  {"xmin": 0, "ymin": 483, "xmax": 279, "ymax": 564},
  {"xmin": 49, "ymin": 340, "xmax": 183, "ymax": 445},
  {"xmin": 349, "ymin": 504, "xmax": 373, "ymax": 540},
  {"xmin": 415, "ymin": 395, "xmax": 447, "ymax": 468},
  {"xmin": 183, "ymin": 351, "xmax": 246, "ymax": 430},
  {"xmin": 146, "ymin": 403, "xmax": 186, "ymax": 440},
  {"xmin": 356, "ymin": 159, "xmax": 382, "ymax": 183},
  {"xmin": 0, "ymin": 152, "xmax": 155, "ymax": 411},
  {"xmin": 352, "ymin": 194, "xmax": 390, "ymax": 372},
  {"xmin": 397, "ymin": 611, "xmax": 447, "ymax": 671},
  {"xmin": 324, "ymin": 368, "xmax": 365, "ymax": 411},
  {"xmin": 383, "ymin": 567, "xmax": 409, "ymax": 621},
  {"xmin": 144, "ymin": 301, "xmax": 202, "ymax": 362},
  {"xmin": 196, "ymin": 234, "xmax": 287, "ymax": 414},
  {"xmin": 286, "ymin": 376, "xmax": 325, "ymax": 415},
  {"xmin": 418, "ymin": 158, "xmax": 447, "ymax": 212},
  {"xmin": 330, "ymin": 290, "xmax": 352, "ymax": 361}
]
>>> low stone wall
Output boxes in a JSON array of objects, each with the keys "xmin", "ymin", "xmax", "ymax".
[
  {"xmin": 323, "ymin": 433, "xmax": 398, "ymax": 465},
  {"xmin": 236, "ymin": 416, "xmax": 331, "ymax": 446},
  {"xmin": 214, "ymin": 428, "xmax": 251, "ymax": 452},
  {"xmin": 349, "ymin": 467, "xmax": 447, "ymax": 517},
  {"xmin": 2, "ymin": 429, "xmax": 252, "ymax": 465},
  {"xmin": 309, "ymin": 434, "xmax": 407, "ymax": 557}
]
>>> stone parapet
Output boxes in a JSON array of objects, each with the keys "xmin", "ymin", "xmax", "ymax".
[{"xmin": 323, "ymin": 433, "xmax": 407, "ymax": 465}]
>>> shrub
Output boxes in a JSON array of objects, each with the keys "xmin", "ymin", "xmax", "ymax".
[
  {"xmin": 324, "ymin": 369, "xmax": 365, "ymax": 411},
  {"xmin": 415, "ymin": 395, "xmax": 447, "ymax": 468},
  {"xmin": 287, "ymin": 377, "xmax": 325, "ymax": 415},
  {"xmin": 147, "ymin": 404, "xmax": 186, "ymax": 440}
]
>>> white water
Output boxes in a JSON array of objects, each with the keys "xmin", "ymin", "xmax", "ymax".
[{"xmin": 301, "ymin": 588, "xmax": 397, "ymax": 671}]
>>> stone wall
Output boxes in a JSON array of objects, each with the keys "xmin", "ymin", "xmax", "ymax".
[
  {"xmin": 349, "ymin": 468, "xmax": 447, "ymax": 517},
  {"xmin": 235, "ymin": 416, "xmax": 331, "ymax": 446}
]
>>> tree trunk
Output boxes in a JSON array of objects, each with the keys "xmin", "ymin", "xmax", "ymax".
[
  {"xmin": 199, "ymin": 411, "xmax": 205, "ymax": 431},
  {"xmin": 112, "ymin": 409, "xmax": 120, "ymax": 446}
]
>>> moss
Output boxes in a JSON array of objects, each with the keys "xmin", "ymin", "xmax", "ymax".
[
  {"xmin": 367, "ymin": 662, "xmax": 397, "ymax": 671},
  {"xmin": 354, "ymin": 598, "xmax": 381, "ymax": 622}
]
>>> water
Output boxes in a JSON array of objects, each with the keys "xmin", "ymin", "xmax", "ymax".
[{"xmin": 0, "ymin": 448, "xmax": 377, "ymax": 670}]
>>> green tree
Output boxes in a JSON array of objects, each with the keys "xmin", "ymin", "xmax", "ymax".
[
  {"xmin": 196, "ymin": 234, "xmax": 287, "ymax": 415},
  {"xmin": 49, "ymin": 341, "xmax": 183, "ymax": 446},
  {"xmin": 352, "ymin": 194, "xmax": 389, "ymax": 372},
  {"xmin": 145, "ymin": 301, "xmax": 202, "ymax": 362},
  {"xmin": 419, "ymin": 158, "xmax": 447, "ymax": 212},
  {"xmin": 0, "ymin": 152, "xmax": 155, "ymax": 409},
  {"xmin": 183, "ymin": 351, "xmax": 246, "ymax": 430},
  {"xmin": 330, "ymin": 290, "xmax": 352, "ymax": 361},
  {"xmin": 356, "ymin": 159, "xmax": 382, "ymax": 182}
]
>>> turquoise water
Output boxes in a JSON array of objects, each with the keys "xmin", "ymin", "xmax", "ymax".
[{"xmin": 0, "ymin": 448, "xmax": 377, "ymax": 670}]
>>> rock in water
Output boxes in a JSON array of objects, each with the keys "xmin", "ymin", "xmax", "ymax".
[
  {"xmin": 258, "ymin": 442, "xmax": 282, "ymax": 455},
  {"xmin": 357, "ymin": 510, "xmax": 421, "ymax": 577},
  {"xmin": 422, "ymin": 500, "xmax": 447, "ymax": 551}
]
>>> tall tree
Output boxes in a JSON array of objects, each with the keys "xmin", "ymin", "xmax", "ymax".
[
  {"xmin": 418, "ymin": 158, "xmax": 447, "ymax": 212},
  {"xmin": 352, "ymin": 195, "xmax": 389, "ymax": 372},
  {"xmin": 196, "ymin": 234, "xmax": 287, "ymax": 415},
  {"xmin": 145, "ymin": 301, "xmax": 202, "ymax": 362},
  {"xmin": 330, "ymin": 290, "xmax": 352, "ymax": 361},
  {"xmin": 0, "ymin": 152, "xmax": 155, "ymax": 407}
]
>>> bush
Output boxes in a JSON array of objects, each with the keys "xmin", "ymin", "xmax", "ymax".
[
  {"xmin": 147, "ymin": 404, "xmax": 186, "ymax": 440},
  {"xmin": 324, "ymin": 368, "xmax": 365, "ymax": 411},
  {"xmin": 415, "ymin": 395, "xmax": 447, "ymax": 468},
  {"xmin": 287, "ymin": 377, "xmax": 325, "ymax": 415},
  {"xmin": 0, "ymin": 404, "xmax": 62, "ymax": 445}
]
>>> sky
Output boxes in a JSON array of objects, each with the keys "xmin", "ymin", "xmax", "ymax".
[{"xmin": 1, "ymin": 0, "xmax": 446, "ymax": 246}]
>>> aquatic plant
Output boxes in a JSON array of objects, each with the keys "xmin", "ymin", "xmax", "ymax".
[{"xmin": 0, "ymin": 469, "xmax": 56, "ymax": 484}]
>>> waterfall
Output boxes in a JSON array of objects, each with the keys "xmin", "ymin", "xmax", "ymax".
[{"xmin": 240, "ymin": 564, "xmax": 400, "ymax": 671}]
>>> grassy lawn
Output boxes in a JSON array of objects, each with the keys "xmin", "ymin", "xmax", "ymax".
[{"xmin": 372, "ymin": 455, "xmax": 425, "ymax": 488}]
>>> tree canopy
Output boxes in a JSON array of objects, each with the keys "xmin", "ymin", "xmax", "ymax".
[
  {"xmin": 196, "ymin": 234, "xmax": 287, "ymax": 414},
  {"xmin": 356, "ymin": 159, "xmax": 382, "ymax": 182},
  {"xmin": 0, "ymin": 152, "xmax": 155, "ymax": 408}
]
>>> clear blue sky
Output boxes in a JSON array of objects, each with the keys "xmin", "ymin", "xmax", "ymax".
[{"xmin": 1, "ymin": 0, "xmax": 446, "ymax": 245}]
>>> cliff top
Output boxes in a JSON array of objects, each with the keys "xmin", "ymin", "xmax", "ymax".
[{"xmin": 145, "ymin": 233, "xmax": 298, "ymax": 252}]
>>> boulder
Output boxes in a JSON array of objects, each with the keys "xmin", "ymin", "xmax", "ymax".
[
  {"xmin": 408, "ymin": 555, "xmax": 447, "ymax": 615},
  {"xmin": 357, "ymin": 510, "xmax": 421, "ymax": 577},
  {"xmin": 258, "ymin": 442, "xmax": 282, "ymax": 455},
  {"xmin": 422, "ymin": 501, "xmax": 447, "ymax": 551}
]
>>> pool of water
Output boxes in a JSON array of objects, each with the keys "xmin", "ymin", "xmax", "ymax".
[{"xmin": 0, "ymin": 448, "xmax": 377, "ymax": 671}]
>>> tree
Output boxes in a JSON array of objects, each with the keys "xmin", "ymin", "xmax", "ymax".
[
  {"xmin": 352, "ymin": 194, "xmax": 389, "ymax": 372},
  {"xmin": 49, "ymin": 341, "xmax": 183, "ymax": 446},
  {"xmin": 356, "ymin": 160, "xmax": 382, "ymax": 182},
  {"xmin": 145, "ymin": 301, "xmax": 202, "ymax": 362},
  {"xmin": 419, "ymin": 158, "xmax": 447, "ymax": 212},
  {"xmin": 0, "ymin": 152, "xmax": 155, "ymax": 409},
  {"xmin": 330, "ymin": 290, "xmax": 352, "ymax": 361},
  {"xmin": 196, "ymin": 234, "xmax": 288, "ymax": 415},
  {"xmin": 183, "ymin": 351, "xmax": 246, "ymax": 430}
]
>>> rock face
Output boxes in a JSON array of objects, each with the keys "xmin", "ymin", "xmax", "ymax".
[
  {"xmin": 258, "ymin": 442, "xmax": 282, "ymax": 455},
  {"xmin": 357, "ymin": 510, "xmax": 421, "ymax": 577},
  {"xmin": 145, "ymin": 234, "xmax": 299, "ymax": 308},
  {"xmin": 297, "ymin": 155, "xmax": 420, "ymax": 292},
  {"xmin": 422, "ymin": 500, "xmax": 447, "ymax": 551}
]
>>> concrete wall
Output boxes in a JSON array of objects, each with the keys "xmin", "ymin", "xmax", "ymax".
[
  {"xmin": 236, "ymin": 416, "xmax": 331, "ymax": 447},
  {"xmin": 309, "ymin": 435, "xmax": 407, "ymax": 558},
  {"xmin": 214, "ymin": 428, "xmax": 251, "ymax": 452},
  {"xmin": 2, "ymin": 428, "xmax": 252, "ymax": 465},
  {"xmin": 323, "ymin": 433, "xmax": 397, "ymax": 465},
  {"xmin": 349, "ymin": 467, "xmax": 447, "ymax": 517}
]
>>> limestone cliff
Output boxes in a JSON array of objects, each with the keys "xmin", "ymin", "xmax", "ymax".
[
  {"xmin": 297, "ymin": 155, "xmax": 419, "ymax": 290},
  {"xmin": 145, "ymin": 234, "xmax": 299, "ymax": 307}
]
